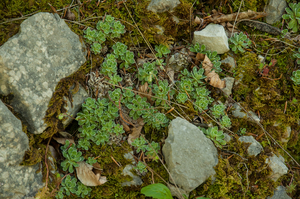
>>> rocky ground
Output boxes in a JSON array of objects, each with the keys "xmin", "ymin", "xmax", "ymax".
[{"xmin": 0, "ymin": 0, "xmax": 300, "ymax": 199}]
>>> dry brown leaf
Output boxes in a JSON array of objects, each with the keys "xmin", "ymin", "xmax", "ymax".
[
  {"xmin": 195, "ymin": 53, "xmax": 205, "ymax": 66},
  {"xmin": 202, "ymin": 55, "xmax": 226, "ymax": 89},
  {"xmin": 76, "ymin": 162, "xmax": 107, "ymax": 186},
  {"xmin": 194, "ymin": 16, "xmax": 201, "ymax": 25},
  {"xmin": 53, "ymin": 137, "xmax": 75, "ymax": 145},
  {"xmin": 121, "ymin": 120, "xmax": 131, "ymax": 132},
  {"xmin": 120, "ymin": 106, "xmax": 134, "ymax": 131},
  {"xmin": 136, "ymin": 58, "xmax": 147, "ymax": 67},
  {"xmin": 48, "ymin": 145, "xmax": 58, "ymax": 160},
  {"xmin": 128, "ymin": 118, "xmax": 145, "ymax": 145},
  {"xmin": 65, "ymin": 9, "xmax": 75, "ymax": 21},
  {"xmin": 138, "ymin": 82, "xmax": 153, "ymax": 104},
  {"xmin": 58, "ymin": 131, "xmax": 73, "ymax": 138}
]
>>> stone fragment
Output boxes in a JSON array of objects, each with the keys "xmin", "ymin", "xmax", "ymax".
[
  {"xmin": 266, "ymin": 0, "xmax": 287, "ymax": 25},
  {"xmin": 147, "ymin": 0, "xmax": 180, "ymax": 13},
  {"xmin": 231, "ymin": 103, "xmax": 260, "ymax": 123},
  {"xmin": 267, "ymin": 186, "xmax": 291, "ymax": 199},
  {"xmin": 223, "ymin": 133, "xmax": 232, "ymax": 143},
  {"xmin": 281, "ymin": 126, "xmax": 291, "ymax": 143},
  {"xmin": 162, "ymin": 117, "xmax": 218, "ymax": 195},
  {"xmin": 167, "ymin": 48, "xmax": 190, "ymax": 72},
  {"xmin": 238, "ymin": 136, "xmax": 263, "ymax": 156},
  {"xmin": 258, "ymin": 55, "xmax": 265, "ymax": 63},
  {"xmin": 0, "ymin": 101, "xmax": 43, "ymax": 198},
  {"xmin": 121, "ymin": 165, "xmax": 144, "ymax": 187},
  {"xmin": 121, "ymin": 152, "xmax": 143, "ymax": 187},
  {"xmin": 154, "ymin": 25, "xmax": 165, "ymax": 35},
  {"xmin": 221, "ymin": 55, "xmax": 236, "ymax": 72},
  {"xmin": 193, "ymin": 24, "xmax": 229, "ymax": 54},
  {"xmin": 0, "ymin": 12, "xmax": 86, "ymax": 134},
  {"xmin": 62, "ymin": 84, "xmax": 89, "ymax": 127},
  {"xmin": 221, "ymin": 77, "xmax": 234, "ymax": 96},
  {"xmin": 266, "ymin": 153, "xmax": 288, "ymax": 182}
]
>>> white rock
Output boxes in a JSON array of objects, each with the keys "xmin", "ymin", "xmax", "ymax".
[{"xmin": 193, "ymin": 24, "xmax": 229, "ymax": 54}]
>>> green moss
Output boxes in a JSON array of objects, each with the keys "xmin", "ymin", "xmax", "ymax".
[
  {"xmin": 229, "ymin": 0, "xmax": 268, "ymax": 13},
  {"xmin": 192, "ymin": 137, "xmax": 278, "ymax": 199},
  {"xmin": 2, "ymin": 0, "xmax": 300, "ymax": 198}
]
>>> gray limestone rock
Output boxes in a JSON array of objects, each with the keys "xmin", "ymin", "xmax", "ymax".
[
  {"xmin": 193, "ymin": 24, "xmax": 229, "ymax": 54},
  {"xmin": 267, "ymin": 186, "xmax": 291, "ymax": 199},
  {"xmin": 0, "ymin": 101, "xmax": 44, "ymax": 198},
  {"xmin": 238, "ymin": 136, "xmax": 263, "ymax": 156},
  {"xmin": 162, "ymin": 117, "xmax": 218, "ymax": 195},
  {"xmin": 224, "ymin": 133, "xmax": 232, "ymax": 143},
  {"xmin": 121, "ymin": 152, "xmax": 143, "ymax": 187},
  {"xmin": 0, "ymin": 101, "xmax": 28, "ymax": 166},
  {"xmin": 1, "ymin": 164, "xmax": 43, "ymax": 199},
  {"xmin": 281, "ymin": 126, "xmax": 291, "ymax": 143},
  {"xmin": 167, "ymin": 48, "xmax": 190, "ymax": 72},
  {"xmin": 62, "ymin": 85, "xmax": 89, "ymax": 127},
  {"xmin": 147, "ymin": 0, "xmax": 180, "ymax": 13},
  {"xmin": 221, "ymin": 56, "xmax": 236, "ymax": 72},
  {"xmin": 232, "ymin": 103, "xmax": 260, "ymax": 123},
  {"xmin": 266, "ymin": 153, "xmax": 288, "ymax": 182},
  {"xmin": 266, "ymin": 0, "xmax": 287, "ymax": 25},
  {"xmin": 221, "ymin": 77, "xmax": 234, "ymax": 96},
  {"xmin": 121, "ymin": 165, "xmax": 143, "ymax": 187},
  {"xmin": 0, "ymin": 12, "xmax": 86, "ymax": 134}
]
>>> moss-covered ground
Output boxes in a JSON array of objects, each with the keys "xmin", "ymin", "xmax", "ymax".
[{"xmin": 1, "ymin": 0, "xmax": 300, "ymax": 198}]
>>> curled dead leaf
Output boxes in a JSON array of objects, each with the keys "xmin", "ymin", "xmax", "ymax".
[
  {"xmin": 53, "ymin": 137, "xmax": 75, "ymax": 145},
  {"xmin": 128, "ymin": 118, "xmax": 145, "ymax": 145},
  {"xmin": 138, "ymin": 82, "xmax": 153, "ymax": 104},
  {"xmin": 202, "ymin": 55, "xmax": 226, "ymax": 89},
  {"xmin": 194, "ymin": 16, "xmax": 201, "ymax": 25},
  {"xmin": 195, "ymin": 53, "xmax": 205, "ymax": 65},
  {"xmin": 59, "ymin": 131, "xmax": 73, "ymax": 138},
  {"xmin": 76, "ymin": 162, "xmax": 107, "ymax": 186},
  {"xmin": 65, "ymin": 9, "xmax": 75, "ymax": 21}
]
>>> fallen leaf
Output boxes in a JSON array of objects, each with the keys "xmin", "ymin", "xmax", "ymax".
[
  {"xmin": 195, "ymin": 53, "xmax": 205, "ymax": 65},
  {"xmin": 53, "ymin": 137, "xmax": 75, "ymax": 145},
  {"xmin": 48, "ymin": 145, "xmax": 58, "ymax": 160},
  {"xmin": 128, "ymin": 118, "xmax": 145, "ymax": 145},
  {"xmin": 202, "ymin": 55, "xmax": 226, "ymax": 89},
  {"xmin": 121, "ymin": 120, "xmax": 131, "ymax": 132},
  {"xmin": 58, "ymin": 131, "xmax": 73, "ymax": 138},
  {"xmin": 120, "ymin": 106, "xmax": 135, "ymax": 130},
  {"xmin": 194, "ymin": 16, "xmax": 202, "ymax": 25},
  {"xmin": 138, "ymin": 82, "xmax": 153, "ymax": 104},
  {"xmin": 76, "ymin": 161, "xmax": 107, "ymax": 186},
  {"xmin": 65, "ymin": 9, "xmax": 75, "ymax": 21}
]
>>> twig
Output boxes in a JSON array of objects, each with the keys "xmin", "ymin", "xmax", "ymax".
[
  {"xmin": 231, "ymin": 0, "xmax": 244, "ymax": 36},
  {"xmin": 107, "ymin": 93, "xmax": 135, "ymax": 126},
  {"xmin": 103, "ymin": 81, "xmax": 188, "ymax": 109},
  {"xmin": 140, "ymin": 134, "xmax": 185, "ymax": 199},
  {"xmin": 222, "ymin": 150, "xmax": 248, "ymax": 161},
  {"xmin": 243, "ymin": 163, "xmax": 249, "ymax": 197},
  {"xmin": 190, "ymin": 0, "xmax": 198, "ymax": 43},
  {"xmin": 111, "ymin": 156, "xmax": 121, "ymax": 167}
]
